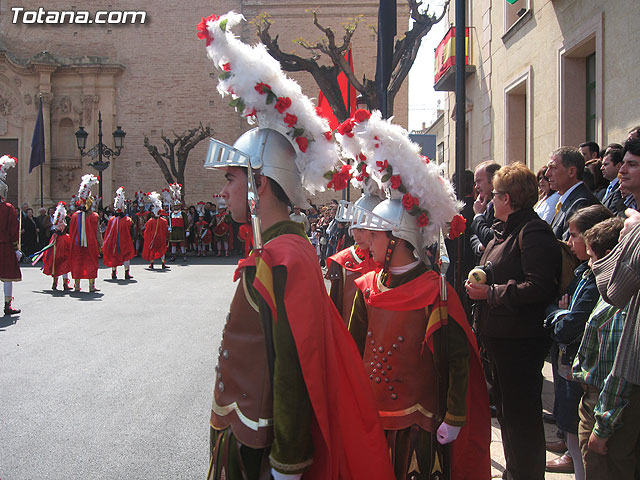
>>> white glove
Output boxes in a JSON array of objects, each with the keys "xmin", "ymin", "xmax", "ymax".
[
  {"xmin": 167, "ymin": 227, "xmax": 172, "ymax": 233},
  {"xmin": 15, "ymin": 250, "xmax": 23, "ymax": 261},
  {"xmin": 271, "ymin": 469, "xmax": 302, "ymax": 480},
  {"xmin": 436, "ymin": 421, "xmax": 461, "ymax": 445},
  {"xmin": 186, "ymin": 231, "xmax": 190, "ymax": 237}
]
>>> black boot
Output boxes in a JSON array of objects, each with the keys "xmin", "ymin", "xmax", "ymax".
[
  {"xmin": 4, "ymin": 298, "xmax": 20, "ymax": 315},
  {"xmin": 124, "ymin": 269, "xmax": 133, "ymax": 280},
  {"xmin": 112, "ymin": 270, "xmax": 117, "ymax": 280}
]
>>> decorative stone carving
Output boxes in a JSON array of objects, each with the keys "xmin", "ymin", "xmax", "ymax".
[
  {"xmin": 0, "ymin": 118, "xmax": 7, "ymax": 135},
  {"xmin": 60, "ymin": 96, "xmax": 72, "ymax": 114},
  {"xmin": 52, "ymin": 163, "xmax": 81, "ymax": 192},
  {"xmin": 0, "ymin": 83, "xmax": 22, "ymax": 118},
  {"xmin": 56, "ymin": 169, "xmax": 75, "ymax": 192},
  {"xmin": 80, "ymin": 94, "xmax": 99, "ymax": 125},
  {"xmin": 0, "ymin": 94, "xmax": 10, "ymax": 115},
  {"xmin": 13, "ymin": 77, "xmax": 21, "ymax": 87},
  {"xmin": 24, "ymin": 94, "xmax": 32, "ymax": 105}
]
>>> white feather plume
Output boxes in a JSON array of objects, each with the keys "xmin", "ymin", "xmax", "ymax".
[
  {"xmin": 201, "ymin": 11, "xmax": 340, "ymax": 194},
  {"xmin": 147, "ymin": 191, "xmax": 163, "ymax": 216},
  {"xmin": 0, "ymin": 155, "xmax": 17, "ymax": 181},
  {"xmin": 113, "ymin": 186, "xmax": 126, "ymax": 212},
  {"xmin": 350, "ymin": 111, "xmax": 461, "ymax": 245},
  {"xmin": 160, "ymin": 188, "xmax": 172, "ymax": 206},
  {"xmin": 168, "ymin": 183, "xmax": 181, "ymax": 205},
  {"xmin": 53, "ymin": 201, "xmax": 67, "ymax": 231},
  {"xmin": 77, "ymin": 174, "xmax": 99, "ymax": 201}
]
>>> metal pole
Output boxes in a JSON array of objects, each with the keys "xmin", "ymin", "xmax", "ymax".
[
  {"xmin": 97, "ymin": 111, "xmax": 104, "ymax": 205},
  {"xmin": 454, "ymin": 0, "xmax": 466, "ymax": 295}
]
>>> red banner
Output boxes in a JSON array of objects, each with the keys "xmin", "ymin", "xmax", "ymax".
[{"xmin": 434, "ymin": 27, "xmax": 470, "ymax": 84}]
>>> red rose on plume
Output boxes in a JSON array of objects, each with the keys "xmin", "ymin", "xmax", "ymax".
[
  {"xmin": 244, "ymin": 108, "xmax": 257, "ymax": 119},
  {"xmin": 357, "ymin": 153, "xmax": 367, "ymax": 162},
  {"xmin": 323, "ymin": 131, "xmax": 333, "ymax": 141},
  {"xmin": 353, "ymin": 109, "xmax": 371, "ymax": 123},
  {"xmin": 402, "ymin": 193, "xmax": 418, "ymax": 211},
  {"xmin": 196, "ymin": 14, "xmax": 219, "ymax": 46},
  {"xmin": 327, "ymin": 164, "xmax": 352, "ymax": 191},
  {"xmin": 222, "ymin": 62, "xmax": 231, "ymax": 72},
  {"xmin": 274, "ymin": 97, "xmax": 292, "ymax": 113},
  {"xmin": 449, "ymin": 214, "xmax": 466, "ymax": 239},
  {"xmin": 254, "ymin": 82, "xmax": 271, "ymax": 95},
  {"xmin": 421, "ymin": 155, "xmax": 430, "ymax": 164},
  {"xmin": 417, "ymin": 213, "xmax": 429, "ymax": 227},
  {"xmin": 295, "ymin": 136, "xmax": 308, "ymax": 152},
  {"xmin": 337, "ymin": 118, "xmax": 355, "ymax": 138},
  {"xmin": 284, "ymin": 113, "xmax": 297, "ymax": 128},
  {"xmin": 390, "ymin": 175, "xmax": 402, "ymax": 189},
  {"xmin": 376, "ymin": 159, "xmax": 389, "ymax": 173}
]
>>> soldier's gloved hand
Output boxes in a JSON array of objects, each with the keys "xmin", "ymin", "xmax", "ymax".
[
  {"xmin": 168, "ymin": 227, "xmax": 172, "ymax": 233},
  {"xmin": 186, "ymin": 231, "xmax": 190, "ymax": 237},
  {"xmin": 436, "ymin": 421, "xmax": 461, "ymax": 444},
  {"xmin": 15, "ymin": 250, "xmax": 22, "ymax": 261},
  {"xmin": 270, "ymin": 469, "xmax": 302, "ymax": 480}
]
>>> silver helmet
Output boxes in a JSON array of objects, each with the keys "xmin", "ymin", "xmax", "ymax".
[
  {"xmin": 204, "ymin": 127, "xmax": 308, "ymax": 208},
  {"xmin": 352, "ymin": 198, "xmax": 427, "ymax": 264},
  {"xmin": 336, "ymin": 194, "xmax": 383, "ymax": 234}
]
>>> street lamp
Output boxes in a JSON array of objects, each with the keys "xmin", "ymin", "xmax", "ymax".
[{"xmin": 74, "ymin": 111, "xmax": 126, "ymax": 206}]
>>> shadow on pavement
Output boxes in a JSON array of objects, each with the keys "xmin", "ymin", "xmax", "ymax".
[
  {"xmin": 102, "ymin": 279, "xmax": 139, "ymax": 285},
  {"xmin": 0, "ymin": 314, "xmax": 19, "ymax": 330}
]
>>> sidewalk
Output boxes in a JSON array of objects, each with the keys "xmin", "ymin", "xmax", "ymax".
[{"xmin": 490, "ymin": 360, "xmax": 574, "ymax": 479}]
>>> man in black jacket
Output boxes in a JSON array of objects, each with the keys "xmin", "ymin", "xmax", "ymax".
[
  {"xmin": 601, "ymin": 148, "xmax": 626, "ymax": 216},
  {"xmin": 470, "ymin": 160, "xmax": 501, "ymax": 260},
  {"xmin": 547, "ymin": 147, "xmax": 600, "ymax": 241}
]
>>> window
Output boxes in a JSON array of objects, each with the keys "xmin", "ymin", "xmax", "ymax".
[
  {"xmin": 505, "ymin": 0, "xmax": 531, "ymax": 33},
  {"xmin": 559, "ymin": 28, "xmax": 601, "ymax": 147},
  {"xmin": 504, "ymin": 70, "xmax": 531, "ymax": 167}
]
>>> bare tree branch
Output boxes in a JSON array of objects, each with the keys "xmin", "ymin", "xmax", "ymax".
[
  {"xmin": 254, "ymin": 1, "xmax": 449, "ymax": 120},
  {"xmin": 143, "ymin": 124, "xmax": 213, "ymax": 201}
]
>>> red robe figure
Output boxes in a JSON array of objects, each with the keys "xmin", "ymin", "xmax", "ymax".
[
  {"xmin": 196, "ymin": 216, "xmax": 212, "ymax": 256},
  {"xmin": 339, "ymin": 109, "xmax": 489, "ymax": 480},
  {"xmin": 42, "ymin": 201, "xmax": 71, "ymax": 291},
  {"xmin": 0, "ymin": 154, "xmax": 21, "ymax": 315},
  {"xmin": 69, "ymin": 174, "xmax": 102, "ymax": 292},
  {"xmin": 213, "ymin": 206, "xmax": 232, "ymax": 256},
  {"xmin": 325, "ymin": 194, "xmax": 382, "ymax": 325},
  {"xmin": 103, "ymin": 187, "xmax": 135, "ymax": 280},
  {"xmin": 142, "ymin": 192, "xmax": 169, "ymax": 270}
]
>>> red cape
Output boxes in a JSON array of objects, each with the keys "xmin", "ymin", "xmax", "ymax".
[
  {"xmin": 142, "ymin": 217, "xmax": 168, "ymax": 261},
  {"xmin": 102, "ymin": 216, "xmax": 135, "ymax": 267},
  {"xmin": 235, "ymin": 234, "xmax": 394, "ymax": 480},
  {"xmin": 326, "ymin": 245, "xmax": 379, "ymax": 274},
  {"xmin": 355, "ymin": 269, "xmax": 492, "ymax": 480},
  {"xmin": 0, "ymin": 201, "xmax": 21, "ymax": 281},
  {"xmin": 42, "ymin": 233, "xmax": 71, "ymax": 277},
  {"xmin": 69, "ymin": 210, "xmax": 100, "ymax": 279}
]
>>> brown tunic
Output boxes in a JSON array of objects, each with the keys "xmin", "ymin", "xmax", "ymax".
[{"xmin": 210, "ymin": 273, "xmax": 274, "ymax": 449}]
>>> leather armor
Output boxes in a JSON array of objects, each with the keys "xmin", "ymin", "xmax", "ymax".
[
  {"xmin": 363, "ymin": 303, "xmax": 438, "ymax": 433},
  {"xmin": 210, "ymin": 273, "xmax": 274, "ymax": 448}
]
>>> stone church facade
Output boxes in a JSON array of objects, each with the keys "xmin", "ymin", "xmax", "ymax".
[{"xmin": 0, "ymin": 1, "xmax": 408, "ymax": 208}]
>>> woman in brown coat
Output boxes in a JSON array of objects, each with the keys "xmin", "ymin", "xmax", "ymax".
[{"xmin": 466, "ymin": 162, "xmax": 562, "ymax": 480}]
